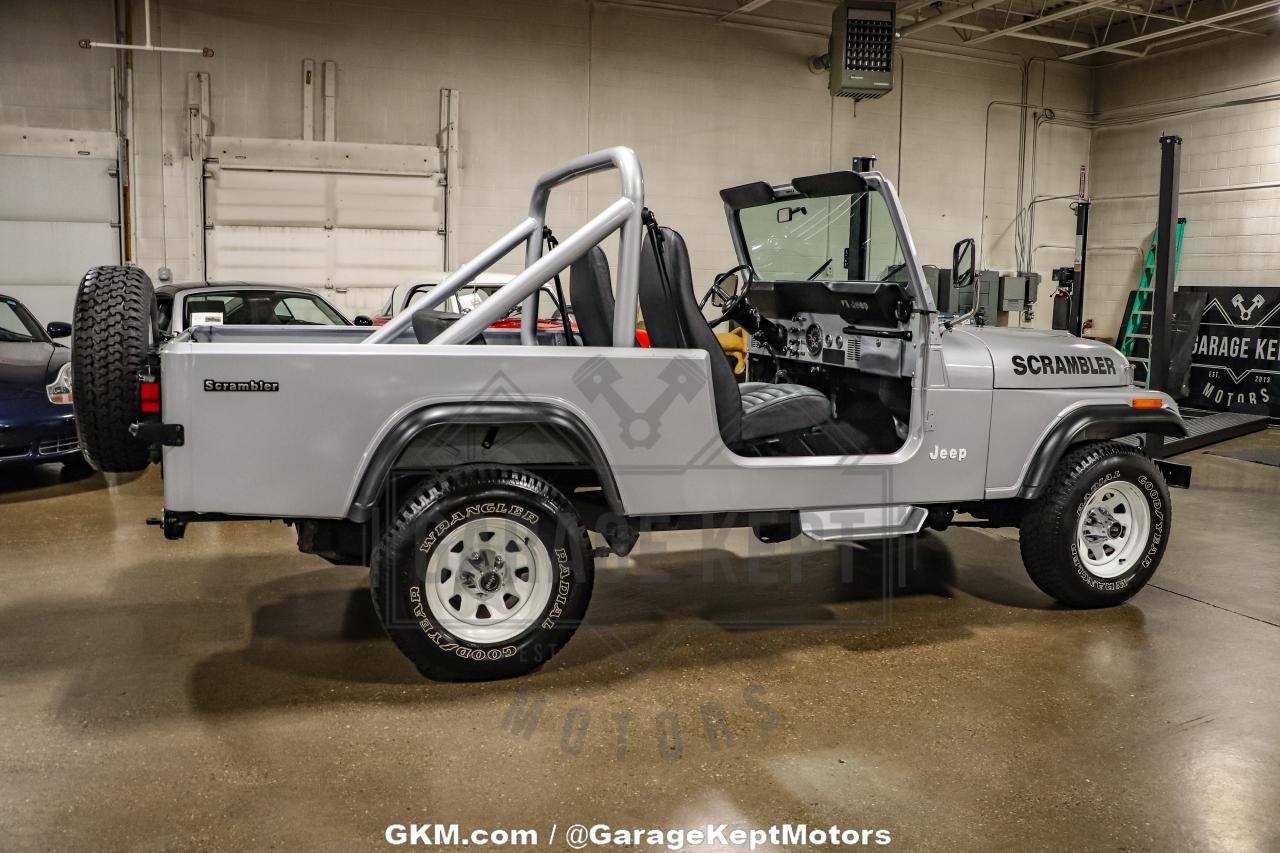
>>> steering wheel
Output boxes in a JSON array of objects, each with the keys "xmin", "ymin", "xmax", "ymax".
[{"xmin": 699, "ymin": 264, "xmax": 755, "ymax": 327}]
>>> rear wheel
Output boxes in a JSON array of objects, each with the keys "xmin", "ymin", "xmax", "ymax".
[
  {"xmin": 1019, "ymin": 441, "xmax": 1171, "ymax": 607},
  {"xmin": 370, "ymin": 466, "xmax": 594, "ymax": 681},
  {"xmin": 71, "ymin": 265, "xmax": 157, "ymax": 473}
]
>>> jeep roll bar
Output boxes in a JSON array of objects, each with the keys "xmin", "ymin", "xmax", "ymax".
[{"xmin": 362, "ymin": 146, "xmax": 645, "ymax": 348}]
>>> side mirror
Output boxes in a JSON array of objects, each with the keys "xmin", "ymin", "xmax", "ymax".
[
  {"xmin": 710, "ymin": 273, "xmax": 739, "ymax": 307},
  {"xmin": 952, "ymin": 238, "xmax": 976, "ymax": 290},
  {"xmin": 46, "ymin": 321, "xmax": 71, "ymax": 339},
  {"xmin": 353, "ymin": 315, "xmax": 373, "ymax": 327}
]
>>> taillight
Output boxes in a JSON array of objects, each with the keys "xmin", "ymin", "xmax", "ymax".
[
  {"xmin": 372, "ymin": 316, "xmax": 390, "ymax": 326},
  {"xmin": 140, "ymin": 381, "xmax": 161, "ymax": 414}
]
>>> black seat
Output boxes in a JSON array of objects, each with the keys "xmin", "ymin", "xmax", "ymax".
[
  {"xmin": 569, "ymin": 246, "xmax": 615, "ymax": 346},
  {"xmin": 637, "ymin": 224, "xmax": 831, "ymax": 447}
]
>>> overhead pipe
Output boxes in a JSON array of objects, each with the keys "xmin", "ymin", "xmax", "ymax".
[
  {"xmin": 1101, "ymin": 2, "xmax": 1264, "ymax": 37},
  {"xmin": 1061, "ymin": 0, "xmax": 1280, "ymax": 60},
  {"xmin": 968, "ymin": 0, "xmax": 1119, "ymax": 45},
  {"xmin": 600, "ymin": 0, "xmax": 1035, "ymax": 64},
  {"xmin": 80, "ymin": 0, "xmax": 213, "ymax": 56},
  {"xmin": 720, "ymin": 0, "xmax": 779, "ymax": 20},
  {"xmin": 897, "ymin": 0, "xmax": 1011, "ymax": 37}
]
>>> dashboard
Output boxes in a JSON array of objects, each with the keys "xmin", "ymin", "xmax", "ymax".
[
  {"xmin": 744, "ymin": 280, "xmax": 916, "ymax": 379},
  {"xmin": 746, "ymin": 310, "xmax": 912, "ymax": 378},
  {"xmin": 748, "ymin": 279, "xmax": 911, "ymax": 328}
]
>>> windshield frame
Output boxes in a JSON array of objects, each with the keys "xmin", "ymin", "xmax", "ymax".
[{"xmin": 719, "ymin": 170, "xmax": 930, "ymax": 310}]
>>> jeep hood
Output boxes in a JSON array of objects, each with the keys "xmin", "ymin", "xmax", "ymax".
[{"xmin": 958, "ymin": 327, "xmax": 1128, "ymax": 389}]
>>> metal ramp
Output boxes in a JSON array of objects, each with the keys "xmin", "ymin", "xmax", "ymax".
[{"xmin": 1122, "ymin": 408, "xmax": 1269, "ymax": 458}]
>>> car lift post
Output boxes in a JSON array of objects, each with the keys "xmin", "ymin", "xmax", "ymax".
[
  {"xmin": 1069, "ymin": 200, "xmax": 1091, "ymax": 336},
  {"xmin": 1146, "ymin": 134, "xmax": 1182, "ymax": 457}
]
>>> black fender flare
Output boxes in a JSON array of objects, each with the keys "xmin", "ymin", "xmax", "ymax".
[
  {"xmin": 346, "ymin": 401, "xmax": 624, "ymax": 522},
  {"xmin": 1017, "ymin": 404, "xmax": 1188, "ymax": 499}
]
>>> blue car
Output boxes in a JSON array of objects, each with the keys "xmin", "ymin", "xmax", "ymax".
[{"xmin": 0, "ymin": 294, "xmax": 83, "ymax": 468}]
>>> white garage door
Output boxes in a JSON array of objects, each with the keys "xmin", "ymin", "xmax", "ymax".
[
  {"xmin": 0, "ymin": 130, "xmax": 119, "ymax": 323},
  {"xmin": 205, "ymin": 163, "xmax": 444, "ymax": 318}
]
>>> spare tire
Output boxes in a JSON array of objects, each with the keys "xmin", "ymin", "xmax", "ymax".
[{"xmin": 71, "ymin": 265, "xmax": 158, "ymax": 473}]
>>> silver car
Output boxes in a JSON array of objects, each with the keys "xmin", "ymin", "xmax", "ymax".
[{"xmin": 70, "ymin": 148, "xmax": 1189, "ymax": 681}]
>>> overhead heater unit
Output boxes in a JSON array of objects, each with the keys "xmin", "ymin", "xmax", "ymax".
[{"xmin": 828, "ymin": 0, "xmax": 896, "ymax": 101}]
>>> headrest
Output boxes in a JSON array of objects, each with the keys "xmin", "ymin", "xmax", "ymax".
[{"xmin": 411, "ymin": 309, "xmax": 486, "ymax": 345}]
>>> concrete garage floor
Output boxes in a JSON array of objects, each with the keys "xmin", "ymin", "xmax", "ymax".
[{"xmin": 2, "ymin": 434, "xmax": 1278, "ymax": 852}]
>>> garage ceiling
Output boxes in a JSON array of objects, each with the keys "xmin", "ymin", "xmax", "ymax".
[{"xmin": 611, "ymin": 0, "xmax": 1279, "ymax": 62}]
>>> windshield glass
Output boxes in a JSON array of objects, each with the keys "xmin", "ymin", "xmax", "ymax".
[
  {"xmin": 737, "ymin": 188, "xmax": 907, "ymax": 283},
  {"xmin": 183, "ymin": 290, "xmax": 347, "ymax": 327},
  {"xmin": 404, "ymin": 284, "xmax": 562, "ymax": 320},
  {"xmin": 0, "ymin": 298, "xmax": 44, "ymax": 342}
]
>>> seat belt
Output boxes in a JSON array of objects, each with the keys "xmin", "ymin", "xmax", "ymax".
[
  {"xmin": 641, "ymin": 208, "xmax": 690, "ymax": 349},
  {"xmin": 542, "ymin": 227, "xmax": 576, "ymax": 346}
]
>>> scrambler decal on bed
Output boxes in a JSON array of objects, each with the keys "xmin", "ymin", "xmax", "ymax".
[
  {"xmin": 1011, "ymin": 354, "xmax": 1119, "ymax": 376},
  {"xmin": 203, "ymin": 379, "xmax": 280, "ymax": 392}
]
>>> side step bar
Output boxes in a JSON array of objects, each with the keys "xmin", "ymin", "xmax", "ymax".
[{"xmin": 800, "ymin": 505, "xmax": 927, "ymax": 543}]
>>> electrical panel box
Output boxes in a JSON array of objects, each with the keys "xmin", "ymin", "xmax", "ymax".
[
  {"xmin": 922, "ymin": 265, "xmax": 946, "ymax": 308},
  {"xmin": 829, "ymin": 0, "xmax": 896, "ymax": 101},
  {"xmin": 998, "ymin": 272, "xmax": 1043, "ymax": 312},
  {"xmin": 973, "ymin": 270, "xmax": 1000, "ymax": 323},
  {"xmin": 998, "ymin": 275, "xmax": 1026, "ymax": 312},
  {"xmin": 936, "ymin": 269, "xmax": 963, "ymax": 313},
  {"xmin": 928, "ymin": 267, "xmax": 1042, "ymax": 324}
]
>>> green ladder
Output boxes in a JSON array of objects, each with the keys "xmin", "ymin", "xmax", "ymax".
[{"xmin": 1117, "ymin": 217, "xmax": 1186, "ymax": 387}]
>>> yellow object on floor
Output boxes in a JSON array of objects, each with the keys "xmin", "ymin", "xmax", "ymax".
[{"xmin": 716, "ymin": 326, "xmax": 748, "ymax": 375}]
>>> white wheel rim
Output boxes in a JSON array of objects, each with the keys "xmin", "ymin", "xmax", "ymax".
[
  {"xmin": 423, "ymin": 517, "xmax": 553, "ymax": 645},
  {"xmin": 1076, "ymin": 480, "xmax": 1151, "ymax": 579}
]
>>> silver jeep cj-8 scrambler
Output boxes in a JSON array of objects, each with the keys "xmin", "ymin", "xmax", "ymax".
[{"xmin": 72, "ymin": 148, "xmax": 1190, "ymax": 681}]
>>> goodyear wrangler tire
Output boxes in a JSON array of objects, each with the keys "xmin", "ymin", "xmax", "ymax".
[
  {"xmin": 1019, "ymin": 441, "xmax": 1171, "ymax": 608},
  {"xmin": 71, "ymin": 265, "xmax": 158, "ymax": 473},
  {"xmin": 370, "ymin": 466, "xmax": 595, "ymax": 681}
]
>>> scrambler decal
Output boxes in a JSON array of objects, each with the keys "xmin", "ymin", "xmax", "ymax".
[
  {"xmin": 1011, "ymin": 354, "xmax": 1119, "ymax": 377},
  {"xmin": 203, "ymin": 379, "xmax": 280, "ymax": 392}
]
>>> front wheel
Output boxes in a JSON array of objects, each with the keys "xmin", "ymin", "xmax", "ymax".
[
  {"xmin": 369, "ymin": 466, "xmax": 595, "ymax": 681},
  {"xmin": 1019, "ymin": 441, "xmax": 1171, "ymax": 607}
]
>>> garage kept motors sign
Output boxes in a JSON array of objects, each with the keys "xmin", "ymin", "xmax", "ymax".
[{"xmin": 1185, "ymin": 286, "xmax": 1279, "ymax": 423}]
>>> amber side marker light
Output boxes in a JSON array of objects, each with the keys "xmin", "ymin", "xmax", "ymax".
[{"xmin": 1131, "ymin": 398, "xmax": 1163, "ymax": 409}]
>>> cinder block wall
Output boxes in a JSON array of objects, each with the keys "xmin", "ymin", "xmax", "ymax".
[
  {"xmin": 1086, "ymin": 30, "xmax": 1280, "ymax": 339},
  {"xmin": 3, "ymin": 0, "xmax": 1090, "ymax": 324}
]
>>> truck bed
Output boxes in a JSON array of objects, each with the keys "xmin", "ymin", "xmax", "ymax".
[{"xmin": 186, "ymin": 325, "xmax": 415, "ymax": 344}]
